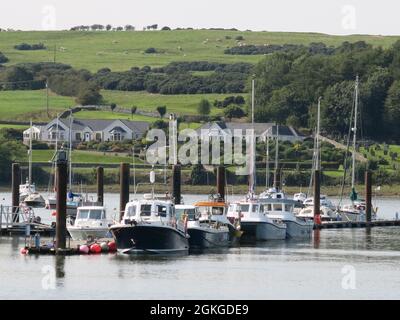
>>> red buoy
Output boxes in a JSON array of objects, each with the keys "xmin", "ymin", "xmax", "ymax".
[
  {"xmin": 51, "ymin": 211, "xmax": 57, "ymax": 217},
  {"xmin": 90, "ymin": 243, "xmax": 101, "ymax": 254},
  {"xmin": 20, "ymin": 248, "xmax": 28, "ymax": 255},
  {"xmin": 108, "ymin": 241, "xmax": 117, "ymax": 253}
]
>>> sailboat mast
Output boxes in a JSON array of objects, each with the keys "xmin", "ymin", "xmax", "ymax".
[
  {"xmin": 249, "ymin": 79, "xmax": 256, "ymax": 194},
  {"xmin": 351, "ymin": 76, "xmax": 359, "ymax": 189},
  {"xmin": 266, "ymin": 136, "xmax": 269, "ymax": 189},
  {"xmin": 316, "ymin": 97, "xmax": 321, "ymax": 171},
  {"xmin": 69, "ymin": 111, "xmax": 73, "ymax": 190},
  {"xmin": 273, "ymin": 124, "xmax": 279, "ymax": 189},
  {"xmin": 29, "ymin": 119, "xmax": 33, "ymax": 186}
]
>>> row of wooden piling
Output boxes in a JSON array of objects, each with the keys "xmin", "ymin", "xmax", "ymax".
[{"xmin": 312, "ymin": 170, "xmax": 372, "ymax": 224}]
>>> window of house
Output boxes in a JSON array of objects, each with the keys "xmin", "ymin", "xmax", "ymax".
[
  {"xmin": 112, "ymin": 132, "xmax": 122, "ymax": 141},
  {"xmin": 95, "ymin": 133, "xmax": 101, "ymax": 141},
  {"xmin": 75, "ymin": 133, "xmax": 81, "ymax": 141}
]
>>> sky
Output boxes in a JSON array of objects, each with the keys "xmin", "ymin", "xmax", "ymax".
[{"xmin": 1, "ymin": 0, "xmax": 399, "ymax": 35}]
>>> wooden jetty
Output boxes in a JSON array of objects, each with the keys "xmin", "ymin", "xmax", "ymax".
[{"xmin": 316, "ymin": 219, "xmax": 400, "ymax": 230}]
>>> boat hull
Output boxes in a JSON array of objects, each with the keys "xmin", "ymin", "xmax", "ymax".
[
  {"xmin": 241, "ymin": 221, "xmax": 286, "ymax": 241},
  {"xmin": 110, "ymin": 224, "xmax": 189, "ymax": 254},
  {"xmin": 67, "ymin": 227, "xmax": 112, "ymax": 241},
  {"xmin": 284, "ymin": 220, "xmax": 313, "ymax": 239},
  {"xmin": 187, "ymin": 227, "xmax": 230, "ymax": 249}
]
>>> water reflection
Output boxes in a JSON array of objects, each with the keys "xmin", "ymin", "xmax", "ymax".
[{"xmin": 55, "ymin": 255, "xmax": 65, "ymax": 279}]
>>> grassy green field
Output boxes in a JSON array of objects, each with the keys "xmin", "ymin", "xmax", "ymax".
[
  {"xmin": 17, "ymin": 149, "xmax": 142, "ymax": 164},
  {"xmin": 0, "ymin": 90, "xmax": 74, "ymax": 121},
  {"xmin": 0, "ymin": 89, "xmax": 238, "ymax": 123},
  {"xmin": 0, "ymin": 124, "xmax": 29, "ymax": 130},
  {"xmin": 0, "ymin": 30, "xmax": 399, "ymax": 72},
  {"xmin": 101, "ymin": 90, "xmax": 240, "ymax": 116},
  {"xmin": 74, "ymin": 110, "xmax": 157, "ymax": 122}
]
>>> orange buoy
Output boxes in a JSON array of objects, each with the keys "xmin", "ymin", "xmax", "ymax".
[
  {"xmin": 108, "ymin": 241, "xmax": 117, "ymax": 252},
  {"xmin": 90, "ymin": 243, "xmax": 102, "ymax": 254}
]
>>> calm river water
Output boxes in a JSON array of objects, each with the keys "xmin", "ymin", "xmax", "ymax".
[{"xmin": 1, "ymin": 193, "xmax": 400, "ymax": 300}]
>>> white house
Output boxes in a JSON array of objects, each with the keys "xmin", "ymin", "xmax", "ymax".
[
  {"xmin": 196, "ymin": 121, "xmax": 306, "ymax": 142},
  {"xmin": 23, "ymin": 118, "xmax": 150, "ymax": 145}
]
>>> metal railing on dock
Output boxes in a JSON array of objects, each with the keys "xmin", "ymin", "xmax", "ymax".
[{"xmin": 0, "ymin": 205, "xmax": 54, "ymax": 236}]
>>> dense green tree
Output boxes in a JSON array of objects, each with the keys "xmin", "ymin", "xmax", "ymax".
[
  {"xmin": 156, "ymin": 105, "xmax": 167, "ymax": 118},
  {"xmin": 76, "ymin": 88, "xmax": 103, "ymax": 105},
  {"xmin": 197, "ymin": 99, "xmax": 211, "ymax": 115},
  {"xmin": 321, "ymin": 80, "xmax": 355, "ymax": 135},
  {"xmin": 361, "ymin": 67, "xmax": 393, "ymax": 138},
  {"xmin": 223, "ymin": 105, "xmax": 246, "ymax": 119},
  {"xmin": 0, "ymin": 52, "xmax": 8, "ymax": 63},
  {"xmin": 384, "ymin": 81, "xmax": 400, "ymax": 137}
]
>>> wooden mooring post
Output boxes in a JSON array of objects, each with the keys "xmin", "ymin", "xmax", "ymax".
[
  {"xmin": 365, "ymin": 170, "xmax": 372, "ymax": 223},
  {"xmin": 97, "ymin": 166, "xmax": 104, "ymax": 205},
  {"xmin": 119, "ymin": 163, "xmax": 130, "ymax": 221},
  {"xmin": 11, "ymin": 163, "xmax": 20, "ymax": 223},
  {"xmin": 56, "ymin": 151, "xmax": 68, "ymax": 251},
  {"xmin": 217, "ymin": 166, "xmax": 226, "ymax": 201},
  {"xmin": 172, "ymin": 164, "xmax": 181, "ymax": 205},
  {"xmin": 313, "ymin": 170, "xmax": 321, "ymax": 225}
]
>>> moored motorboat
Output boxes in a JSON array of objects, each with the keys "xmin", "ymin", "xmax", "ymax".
[
  {"xmin": 110, "ymin": 195, "xmax": 189, "ymax": 254},
  {"xmin": 227, "ymin": 198, "xmax": 287, "ymax": 241},
  {"xmin": 194, "ymin": 197, "xmax": 242, "ymax": 243},
  {"xmin": 260, "ymin": 198, "xmax": 313, "ymax": 239},
  {"xmin": 23, "ymin": 192, "xmax": 46, "ymax": 208},
  {"xmin": 297, "ymin": 206, "xmax": 338, "ymax": 221},
  {"xmin": 176, "ymin": 204, "xmax": 230, "ymax": 249},
  {"xmin": 67, "ymin": 206, "xmax": 113, "ymax": 241}
]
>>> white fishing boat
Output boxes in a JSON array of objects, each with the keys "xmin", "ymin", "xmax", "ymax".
[
  {"xmin": 176, "ymin": 204, "xmax": 230, "ymax": 249},
  {"xmin": 110, "ymin": 194, "xmax": 189, "ymax": 254},
  {"xmin": 23, "ymin": 192, "xmax": 45, "ymax": 208},
  {"xmin": 303, "ymin": 195, "xmax": 336, "ymax": 210},
  {"xmin": 293, "ymin": 192, "xmax": 307, "ymax": 203},
  {"xmin": 297, "ymin": 206, "xmax": 338, "ymax": 221},
  {"xmin": 67, "ymin": 205, "xmax": 112, "ymax": 240},
  {"xmin": 194, "ymin": 198, "xmax": 242, "ymax": 243},
  {"xmin": 260, "ymin": 198, "xmax": 313, "ymax": 239},
  {"xmin": 227, "ymin": 198, "xmax": 287, "ymax": 240}
]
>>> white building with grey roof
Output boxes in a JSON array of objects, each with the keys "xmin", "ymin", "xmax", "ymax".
[
  {"xmin": 196, "ymin": 121, "xmax": 306, "ymax": 142},
  {"xmin": 23, "ymin": 118, "xmax": 150, "ymax": 145}
]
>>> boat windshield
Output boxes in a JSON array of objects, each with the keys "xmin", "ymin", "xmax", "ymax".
[
  {"xmin": 140, "ymin": 204, "xmax": 152, "ymax": 216},
  {"xmin": 197, "ymin": 206, "xmax": 224, "ymax": 216},
  {"xmin": 77, "ymin": 209, "xmax": 104, "ymax": 220},
  {"xmin": 89, "ymin": 210, "xmax": 103, "ymax": 220},
  {"xmin": 77, "ymin": 210, "xmax": 89, "ymax": 219},
  {"xmin": 176, "ymin": 208, "xmax": 197, "ymax": 221},
  {"xmin": 126, "ymin": 205, "xmax": 137, "ymax": 217},
  {"xmin": 238, "ymin": 204, "xmax": 250, "ymax": 213}
]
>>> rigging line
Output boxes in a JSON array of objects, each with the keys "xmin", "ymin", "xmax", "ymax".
[{"xmin": 338, "ymin": 85, "xmax": 357, "ymax": 206}]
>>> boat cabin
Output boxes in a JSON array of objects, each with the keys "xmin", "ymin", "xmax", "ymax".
[
  {"xmin": 74, "ymin": 206, "xmax": 109, "ymax": 227},
  {"xmin": 194, "ymin": 201, "xmax": 226, "ymax": 219},
  {"xmin": 123, "ymin": 199, "xmax": 175, "ymax": 224}
]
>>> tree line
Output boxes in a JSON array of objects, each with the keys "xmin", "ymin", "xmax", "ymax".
[{"xmin": 253, "ymin": 40, "xmax": 400, "ymax": 142}]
